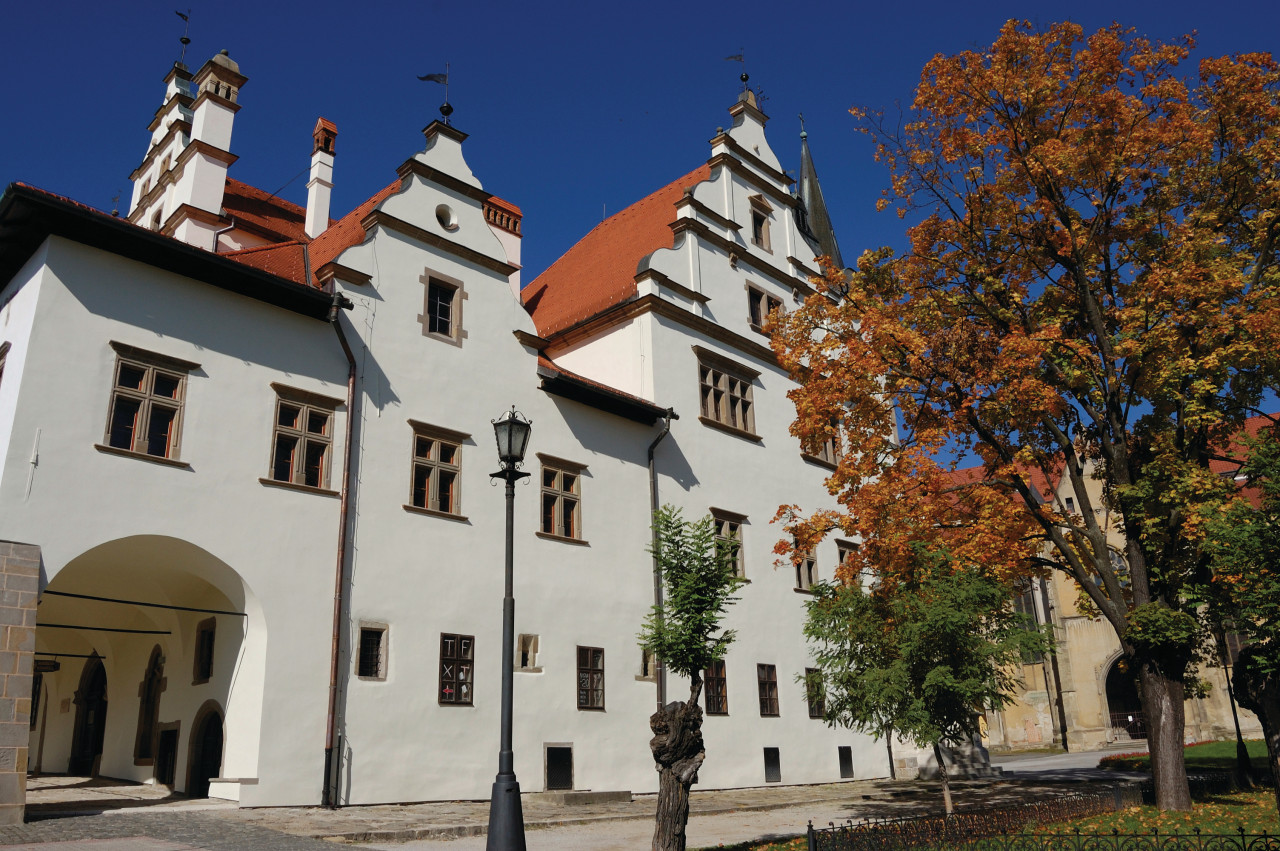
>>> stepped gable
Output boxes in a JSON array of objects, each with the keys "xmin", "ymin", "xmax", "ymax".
[
  {"xmin": 222, "ymin": 178, "xmax": 309, "ymax": 243},
  {"xmin": 524, "ymin": 164, "xmax": 711, "ymax": 338}
]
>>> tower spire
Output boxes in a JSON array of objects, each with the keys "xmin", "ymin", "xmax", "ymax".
[{"xmin": 796, "ymin": 116, "xmax": 844, "ymax": 271}]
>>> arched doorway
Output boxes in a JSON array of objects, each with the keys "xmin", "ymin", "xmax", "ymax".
[
  {"xmin": 68, "ymin": 655, "xmax": 108, "ymax": 775},
  {"xmin": 187, "ymin": 703, "xmax": 224, "ymax": 798},
  {"xmin": 1105, "ymin": 656, "xmax": 1146, "ymax": 740}
]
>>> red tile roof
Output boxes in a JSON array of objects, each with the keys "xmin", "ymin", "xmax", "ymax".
[
  {"xmin": 523, "ymin": 164, "xmax": 711, "ymax": 337},
  {"xmin": 222, "ymin": 178, "xmax": 309, "ymax": 243},
  {"xmin": 221, "ymin": 240, "xmax": 307, "ymax": 283}
]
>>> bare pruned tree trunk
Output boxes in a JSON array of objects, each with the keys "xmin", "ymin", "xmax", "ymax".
[
  {"xmin": 650, "ymin": 680, "xmax": 705, "ymax": 851},
  {"xmin": 1138, "ymin": 662, "xmax": 1193, "ymax": 812},
  {"xmin": 932, "ymin": 742, "xmax": 953, "ymax": 816}
]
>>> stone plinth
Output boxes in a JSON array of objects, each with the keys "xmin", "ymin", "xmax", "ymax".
[{"xmin": 0, "ymin": 541, "xmax": 40, "ymax": 825}]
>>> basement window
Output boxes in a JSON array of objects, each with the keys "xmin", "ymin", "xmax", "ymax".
[{"xmin": 357, "ymin": 625, "xmax": 387, "ymax": 680}]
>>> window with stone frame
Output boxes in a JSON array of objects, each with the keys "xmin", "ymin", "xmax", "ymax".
[
  {"xmin": 357, "ymin": 625, "xmax": 387, "ymax": 680},
  {"xmin": 104, "ymin": 343, "xmax": 197, "ymax": 461},
  {"xmin": 836, "ymin": 541, "xmax": 860, "ymax": 583},
  {"xmin": 1013, "ymin": 584, "xmax": 1043, "ymax": 664},
  {"xmin": 638, "ymin": 649, "xmax": 658, "ymax": 682},
  {"xmin": 747, "ymin": 286, "xmax": 783, "ymax": 333},
  {"xmin": 757, "ymin": 663, "xmax": 779, "ymax": 716},
  {"xmin": 805, "ymin": 667, "xmax": 825, "ymax": 719},
  {"xmin": 192, "ymin": 618, "xmax": 216, "ymax": 684},
  {"xmin": 704, "ymin": 660, "xmax": 728, "ymax": 716},
  {"xmin": 408, "ymin": 421, "xmax": 467, "ymax": 518},
  {"xmin": 516, "ymin": 634, "xmax": 541, "ymax": 672},
  {"xmin": 696, "ymin": 349, "xmax": 757, "ymax": 436},
  {"xmin": 269, "ymin": 385, "xmax": 341, "ymax": 490},
  {"xmin": 577, "ymin": 646, "xmax": 605, "ymax": 711},
  {"xmin": 439, "ymin": 633, "xmax": 475, "ymax": 706},
  {"xmin": 540, "ymin": 457, "xmax": 584, "ymax": 540},
  {"xmin": 749, "ymin": 195, "xmax": 773, "ymax": 252},
  {"xmin": 794, "ymin": 544, "xmax": 817, "ymax": 593},
  {"xmin": 711, "ymin": 509, "xmax": 746, "ymax": 579}
]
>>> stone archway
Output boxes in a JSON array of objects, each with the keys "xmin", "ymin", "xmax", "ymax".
[
  {"xmin": 35, "ymin": 536, "xmax": 266, "ymax": 789},
  {"xmin": 1104, "ymin": 656, "xmax": 1145, "ymax": 741},
  {"xmin": 187, "ymin": 700, "xmax": 224, "ymax": 799}
]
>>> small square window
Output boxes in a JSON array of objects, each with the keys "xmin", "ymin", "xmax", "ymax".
[
  {"xmin": 757, "ymin": 663, "xmax": 779, "ymax": 716},
  {"xmin": 577, "ymin": 646, "xmax": 605, "ymax": 711},
  {"xmin": 705, "ymin": 660, "xmax": 728, "ymax": 716},
  {"xmin": 357, "ymin": 626, "xmax": 387, "ymax": 680},
  {"xmin": 420, "ymin": 274, "xmax": 465, "ymax": 344},
  {"xmin": 439, "ymin": 633, "xmax": 475, "ymax": 705},
  {"xmin": 517, "ymin": 634, "xmax": 541, "ymax": 672},
  {"xmin": 638, "ymin": 649, "xmax": 658, "ymax": 682}
]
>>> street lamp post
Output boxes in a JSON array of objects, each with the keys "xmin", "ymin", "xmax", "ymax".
[{"xmin": 487, "ymin": 407, "xmax": 532, "ymax": 851}]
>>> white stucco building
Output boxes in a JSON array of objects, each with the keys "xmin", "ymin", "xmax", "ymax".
[{"xmin": 0, "ymin": 51, "xmax": 885, "ymax": 810}]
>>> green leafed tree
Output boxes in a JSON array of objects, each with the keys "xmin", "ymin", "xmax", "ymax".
[
  {"xmin": 803, "ymin": 544, "xmax": 1047, "ymax": 814},
  {"xmin": 1204, "ymin": 416, "xmax": 1280, "ymax": 811},
  {"xmin": 639, "ymin": 505, "xmax": 744, "ymax": 851}
]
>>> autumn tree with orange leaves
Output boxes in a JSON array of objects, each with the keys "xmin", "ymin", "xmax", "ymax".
[{"xmin": 773, "ymin": 21, "xmax": 1280, "ymax": 812}]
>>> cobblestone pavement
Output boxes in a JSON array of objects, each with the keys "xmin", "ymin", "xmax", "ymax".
[{"xmin": 2, "ymin": 768, "xmax": 1141, "ymax": 848}]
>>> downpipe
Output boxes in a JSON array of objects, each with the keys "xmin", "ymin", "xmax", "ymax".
[
  {"xmin": 323, "ymin": 290, "xmax": 356, "ymax": 808},
  {"xmin": 647, "ymin": 408, "xmax": 677, "ymax": 710}
]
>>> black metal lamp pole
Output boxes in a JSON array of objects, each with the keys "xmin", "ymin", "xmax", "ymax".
[{"xmin": 487, "ymin": 407, "xmax": 531, "ymax": 851}]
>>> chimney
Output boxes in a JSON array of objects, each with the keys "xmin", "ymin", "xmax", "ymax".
[{"xmin": 306, "ymin": 118, "xmax": 337, "ymax": 239}]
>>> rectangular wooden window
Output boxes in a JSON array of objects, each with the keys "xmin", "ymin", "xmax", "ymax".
[
  {"xmin": 705, "ymin": 660, "xmax": 728, "ymax": 716},
  {"xmin": 757, "ymin": 663, "xmax": 779, "ymax": 716},
  {"xmin": 836, "ymin": 542, "xmax": 857, "ymax": 580},
  {"xmin": 412, "ymin": 433, "xmax": 461, "ymax": 514},
  {"xmin": 751, "ymin": 211, "xmax": 771, "ymax": 251},
  {"xmin": 192, "ymin": 618, "xmax": 216, "ymax": 684},
  {"xmin": 747, "ymin": 287, "xmax": 782, "ymax": 332},
  {"xmin": 577, "ymin": 646, "xmax": 604, "ymax": 710},
  {"xmin": 439, "ymin": 633, "xmax": 474, "ymax": 705},
  {"xmin": 427, "ymin": 279, "xmax": 456, "ymax": 338},
  {"xmin": 699, "ymin": 362, "xmax": 754, "ymax": 434},
  {"xmin": 357, "ymin": 627, "xmax": 385, "ymax": 679},
  {"xmin": 712, "ymin": 512, "xmax": 745, "ymax": 579},
  {"xmin": 541, "ymin": 464, "xmax": 581, "ymax": 539},
  {"xmin": 805, "ymin": 667, "xmax": 825, "ymax": 719},
  {"xmin": 270, "ymin": 388, "xmax": 339, "ymax": 489},
  {"xmin": 795, "ymin": 546, "xmax": 817, "ymax": 592},
  {"xmin": 106, "ymin": 354, "xmax": 187, "ymax": 459}
]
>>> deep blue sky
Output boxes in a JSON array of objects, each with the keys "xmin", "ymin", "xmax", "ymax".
[{"xmin": 2, "ymin": 1, "xmax": 1277, "ymax": 283}]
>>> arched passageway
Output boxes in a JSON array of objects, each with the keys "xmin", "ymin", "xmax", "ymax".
[
  {"xmin": 33, "ymin": 536, "xmax": 264, "ymax": 795},
  {"xmin": 1104, "ymin": 657, "xmax": 1146, "ymax": 741}
]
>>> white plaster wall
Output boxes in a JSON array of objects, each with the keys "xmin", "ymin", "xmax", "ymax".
[
  {"xmin": 550, "ymin": 319, "xmax": 648, "ymax": 400},
  {"xmin": 324, "ymin": 149, "xmax": 669, "ymax": 803},
  {"xmin": 0, "ymin": 247, "xmax": 46, "ymax": 500},
  {"xmin": 0, "ymin": 237, "xmax": 347, "ymax": 805}
]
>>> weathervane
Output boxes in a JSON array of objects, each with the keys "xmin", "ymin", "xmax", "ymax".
[
  {"xmin": 725, "ymin": 49, "xmax": 747, "ymax": 91},
  {"xmin": 174, "ymin": 9, "xmax": 192, "ymax": 66},
  {"xmin": 418, "ymin": 63, "xmax": 452, "ymax": 125},
  {"xmin": 799, "ymin": 113, "xmax": 806, "ymax": 137}
]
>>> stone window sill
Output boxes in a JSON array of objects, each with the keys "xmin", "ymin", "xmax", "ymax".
[
  {"xmin": 697, "ymin": 416, "xmax": 762, "ymax": 443},
  {"xmin": 535, "ymin": 531, "xmax": 590, "ymax": 547},
  {"xmin": 95, "ymin": 444, "xmax": 191, "ymax": 469},
  {"xmin": 258, "ymin": 477, "xmax": 339, "ymax": 498},
  {"xmin": 403, "ymin": 504, "xmax": 470, "ymax": 523}
]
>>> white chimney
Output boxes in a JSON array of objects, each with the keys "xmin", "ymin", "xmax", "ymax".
[{"xmin": 306, "ymin": 118, "xmax": 337, "ymax": 239}]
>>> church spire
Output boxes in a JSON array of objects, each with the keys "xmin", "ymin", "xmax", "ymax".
[{"xmin": 796, "ymin": 119, "xmax": 844, "ymax": 271}]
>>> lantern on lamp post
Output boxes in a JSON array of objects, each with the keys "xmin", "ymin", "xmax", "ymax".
[{"xmin": 486, "ymin": 406, "xmax": 531, "ymax": 851}]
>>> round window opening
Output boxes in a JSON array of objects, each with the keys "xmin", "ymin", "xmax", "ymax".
[{"xmin": 436, "ymin": 204, "xmax": 459, "ymax": 231}]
